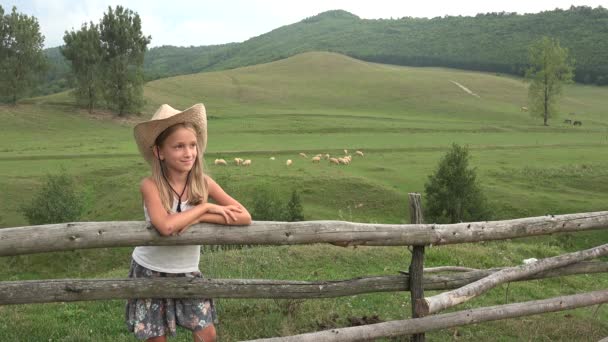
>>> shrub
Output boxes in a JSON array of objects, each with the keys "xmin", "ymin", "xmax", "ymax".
[
  {"xmin": 22, "ymin": 171, "xmax": 85, "ymax": 225},
  {"xmin": 284, "ymin": 190, "xmax": 304, "ymax": 222},
  {"xmin": 250, "ymin": 188, "xmax": 304, "ymax": 222},
  {"xmin": 423, "ymin": 143, "xmax": 490, "ymax": 224}
]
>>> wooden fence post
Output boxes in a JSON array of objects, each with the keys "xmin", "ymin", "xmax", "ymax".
[{"xmin": 408, "ymin": 193, "xmax": 425, "ymax": 342}]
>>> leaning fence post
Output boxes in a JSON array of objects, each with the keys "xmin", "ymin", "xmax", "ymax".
[{"xmin": 408, "ymin": 192, "xmax": 425, "ymax": 342}]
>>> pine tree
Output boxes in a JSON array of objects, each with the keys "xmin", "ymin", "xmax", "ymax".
[{"xmin": 424, "ymin": 144, "xmax": 489, "ymax": 224}]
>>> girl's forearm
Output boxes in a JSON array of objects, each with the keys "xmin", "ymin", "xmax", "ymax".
[
  {"xmin": 157, "ymin": 203, "xmax": 210, "ymax": 236},
  {"xmin": 199, "ymin": 211, "xmax": 252, "ymax": 225}
]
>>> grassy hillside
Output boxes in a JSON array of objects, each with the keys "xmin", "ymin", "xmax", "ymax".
[
  {"xmin": 39, "ymin": 6, "xmax": 608, "ymax": 97},
  {"xmin": 1, "ymin": 52, "xmax": 607, "ymax": 340}
]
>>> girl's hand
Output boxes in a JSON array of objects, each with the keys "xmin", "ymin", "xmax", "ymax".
[{"xmin": 206, "ymin": 203, "xmax": 244, "ymax": 223}]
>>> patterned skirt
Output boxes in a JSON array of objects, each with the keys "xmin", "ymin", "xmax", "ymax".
[{"xmin": 125, "ymin": 259, "xmax": 218, "ymax": 340}]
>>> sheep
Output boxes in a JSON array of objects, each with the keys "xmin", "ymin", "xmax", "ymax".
[
  {"xmin": 312, "ymin": 156, "xmax": 321, "ymax": 163},
  {"xmin": 234, "ymin": 157, "xmax": 243, "ymax": 166},
  {"xmin": 299, "ymin": 152, "xmax": 308, "ymax": 158},
  {"xmin": 324, "ymin": 153, "xmax": 330, "ymax": 160},
  {"xmin": 242, "ymin": 159, "xmax": 251, "ymax": 166},
  {"xmin": 344, "ymin": 149, "xmax": 348, "ymax": 155},
  {"xmin": 338, "ymin": 157, "xmax": 349, "ymax": 165},
  {"xmin": 520, "ymin": 106, "xmax": 528, "ymax": 112},
  {"xmin": 270, "ymin": 156, "xmax": 275, "ymax": 160},
  {"xmin": 329, "ymin": 158, "xmax": 339, "ymax": 165},
  {"xmin": 214, "ymin": 159, "xmax": 227, "ymax": 166},
  {"xmin": 286, "ymin": 159, "xmax": 293, "ymax": 166},
  {"xmin": 355, "ymin": 150, "xmax": 364, "ymax": 157}
]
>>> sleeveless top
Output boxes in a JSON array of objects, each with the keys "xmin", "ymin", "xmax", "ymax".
[{"xmin": 132, "ymin": 200, "xmax": 201, "ymax": 273}]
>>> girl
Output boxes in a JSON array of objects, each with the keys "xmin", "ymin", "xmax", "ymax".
[{"xmin": 127, "ymin": 103, "xmax": 251, "ymax": 341}]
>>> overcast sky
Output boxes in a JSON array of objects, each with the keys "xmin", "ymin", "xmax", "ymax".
[{"xmin": 2, "ymin": 0, "xmax": 607, "ymax": 49}]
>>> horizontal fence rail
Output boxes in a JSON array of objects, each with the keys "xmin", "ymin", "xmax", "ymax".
[
  {"xmin": 1, "ymin": 211, "xmax": 607, "ymax": 256},
  {"xmin": 245, "ymin": 290, "xmax": 608, "ymax": 342},
  {"xmin": 1, "ymin": 262, "xmax": 605, "ymax": 305}
]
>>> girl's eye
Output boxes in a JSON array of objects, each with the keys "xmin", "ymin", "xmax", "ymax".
[{"xmin": 175, "ymin": 144, "xmax": 184, "ymax": 149}]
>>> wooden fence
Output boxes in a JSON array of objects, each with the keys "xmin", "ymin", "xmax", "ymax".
[{"xmin": 1, "ymin": 198, "xmax": 607, "ymax": 341}]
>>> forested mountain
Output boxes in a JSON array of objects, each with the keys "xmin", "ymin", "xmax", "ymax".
[{"xmin": 39, "ymin": 6, "xmax": 608, "ymax": 96}]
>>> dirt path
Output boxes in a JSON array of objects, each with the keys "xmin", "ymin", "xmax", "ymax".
[{"xmin": 450, "ymin": 80, "xmax": 481, "ymax": 98}]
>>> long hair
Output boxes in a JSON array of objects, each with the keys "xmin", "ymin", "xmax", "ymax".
[{"xmin": 151, "ymin": 122, "xmax": 208, "ymax": 213}]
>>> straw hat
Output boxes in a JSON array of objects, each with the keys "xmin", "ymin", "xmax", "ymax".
[{"xmin": 134, "ymin": 103, "xmax": 207, "ymax": 164}]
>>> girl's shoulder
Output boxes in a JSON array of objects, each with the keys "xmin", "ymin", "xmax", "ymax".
[{"xmin": 140, "ymin": 176, "xmax": 158, "ymax": 193}]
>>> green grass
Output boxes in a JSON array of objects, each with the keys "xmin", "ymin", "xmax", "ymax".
[{"xmin": 1, "ymin": 52, "xmax": 607, "ymax": 340}]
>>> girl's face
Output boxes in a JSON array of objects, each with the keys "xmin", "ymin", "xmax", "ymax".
[{"xmin": 158, "ymin": 127, "xmax": 198, "ymax": 173}]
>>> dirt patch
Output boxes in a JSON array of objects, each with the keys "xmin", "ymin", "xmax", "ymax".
[
  {"xmin": 450, "ymin": 80, "xmax": 481, "ymax": 98},
  {"xmin": 85, "ymin": 109, "xmax": 143, "ymax": 126}
]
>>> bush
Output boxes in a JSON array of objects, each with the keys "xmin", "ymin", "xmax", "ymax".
[
  {"xmin": 285, "ymin": 190, "xmax": 304, "ymax": 222},
  {"xmin": 250, "ymin": 188, "xmax": 304, "ymax": 222},
  {"xmin": 22, "ymin": 171, "xmax": 85, "ymax": 225},
  {"xmin": 423, "ymin": 143, "xmax": 490, "ymax": 224}
]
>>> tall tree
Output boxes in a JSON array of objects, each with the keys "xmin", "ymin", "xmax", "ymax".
[
  {"xmin": 525, "ymin": 37, "xmax": 575, "ymax": 126},
  {"xmin": 0, "ymin": 6, "xmax": 47, "ymax": 104},
  {"xmin": 99, "ymin": 6, "xmax": 150, "ymax": 115},
  {"xmin": 61, "ymin": 22, "xmax": 103, "ymax": 113}
]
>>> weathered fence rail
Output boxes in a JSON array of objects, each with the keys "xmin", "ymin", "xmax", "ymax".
[
  {"xmin": 246, "ymin": 290, "xmax": 608, "ymax": 342},
  {"xmin": 1, "ymin": 261, "xmax": 605, "ymax": 305},
  {"xmin": 1, "ymin": 208, "xmax": 607, "ymax": 341},
  {"xmin": 1, "ymin": 211, "xmax": 607, "ymax": 256}
]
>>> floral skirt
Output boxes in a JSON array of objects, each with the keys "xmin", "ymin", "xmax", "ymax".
[{"xmin": 125, "ymin": 259, "xmax": 218, "ymax": 340}]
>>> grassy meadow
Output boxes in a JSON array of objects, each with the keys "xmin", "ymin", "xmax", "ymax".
[{"xmin": 0, "ymin": 52, "xmax": 607, "ymax": 341}]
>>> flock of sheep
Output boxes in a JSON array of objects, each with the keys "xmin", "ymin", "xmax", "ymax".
[{"xmin": 213, "ymin": 149, "xmax": 365, "ymax": 167}]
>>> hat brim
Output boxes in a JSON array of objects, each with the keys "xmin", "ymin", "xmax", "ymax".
[{"xmin": 134, "ymin": 104, "xmax": 207, "ymax": 164}]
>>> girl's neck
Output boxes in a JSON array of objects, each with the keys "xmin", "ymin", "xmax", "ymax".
[{"xmin": 164, "ymin": 169, "xmax": 190, "ymax": 185}]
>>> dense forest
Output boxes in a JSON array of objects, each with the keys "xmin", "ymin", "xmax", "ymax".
[{"xmin": 38, "ymin": 6, "xmax": 608, "ymax": 96}]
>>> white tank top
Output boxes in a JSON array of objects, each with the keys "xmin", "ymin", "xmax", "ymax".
[{"xmin": 132, "ymin": 199, "xmax": 201, "ymax": 273}]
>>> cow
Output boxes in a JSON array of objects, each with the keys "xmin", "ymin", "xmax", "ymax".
[{"xmin": 573, "ymin": 121, "xmax": 582, "ymax": 126}]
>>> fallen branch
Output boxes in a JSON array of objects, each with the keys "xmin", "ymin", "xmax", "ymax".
[
  {"xmin": 245, "ymin": 290, "xmax": 608, "ymax": 342},
  {"xmin": 416, "ymin": 243, "xmax": 608, "ymax": 316}
]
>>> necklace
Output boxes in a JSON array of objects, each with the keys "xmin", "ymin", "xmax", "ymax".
[{"xmin": 159, "ymin": 162, "xmax": 191, "ymax": 212}]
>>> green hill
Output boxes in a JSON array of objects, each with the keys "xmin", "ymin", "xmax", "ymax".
[{"xmin": 39, "ymin": 6, "xmax": 608, "ymax": 97}]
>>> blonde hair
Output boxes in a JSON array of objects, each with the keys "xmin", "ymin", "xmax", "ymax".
[{"xmin": 151, "ymin": 122, "xmax": 208, "ymax": 213}]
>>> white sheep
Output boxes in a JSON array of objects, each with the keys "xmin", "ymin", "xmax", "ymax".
[
  {"xmin": 312, "ymin": 156, "xmax": 321, "ymax": 163},
  {"xmin": 324, "ymin": 153, "xmax": 330, "ymax": 160},
  {"xmin": 242, "ymin": 159, "xmax": 251, "ymax": 166},
  {"xmin": 329, "ymin": 157, "xmax": 339, "ymax": 165},
  {"xmin": 344, "ymin": 149, "xmax": 348, "ymax": 155},
  {"xmin": 270, "ymin": 156, "xmax": 275, "ymax": 160},
  {"xmin": 355, "ymin": 150, "xmax": 364, "ymax": 157},
  {"xmin": 286, "ymin": 159, "xmax": 293, "ymax": 166},
  {"xmin": 299, "ymin": 152, "xmax": 308, "ymax": 158},
  {"xmin": 234, "ymin": 157, "xmax": 243, "ymax": 166},
  {"xmin": 214, "ymin": 159, "xmax": 227, "ymax": 166}
]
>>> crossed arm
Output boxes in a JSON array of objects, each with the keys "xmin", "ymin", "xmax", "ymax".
[{"xmin": 141, "ymin": 175, "xmax": 251, "ymax": 236}]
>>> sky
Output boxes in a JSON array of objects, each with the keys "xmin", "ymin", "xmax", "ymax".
[{"xmin": 2, "ymin": 0, "xmax": 607, "ymax": 49}]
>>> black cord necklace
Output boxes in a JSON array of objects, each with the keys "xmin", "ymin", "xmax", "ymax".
[{"xmin": 158, "ymin": 150, "xmax": 191, "ymax": 212}]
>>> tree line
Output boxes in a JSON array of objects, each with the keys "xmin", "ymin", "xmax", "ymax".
[{"xmin": 0, "ymin": 5, "xmax": 149, "ymax": 115}]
